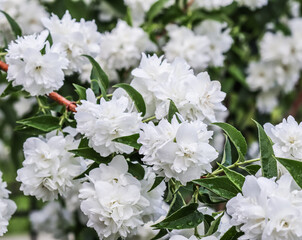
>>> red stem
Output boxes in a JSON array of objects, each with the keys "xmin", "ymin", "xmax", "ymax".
[{"xmin": 0, "ymin": 60, "xmax": 77, "ymax": 112}]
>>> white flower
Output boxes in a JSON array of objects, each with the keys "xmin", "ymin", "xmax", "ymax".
[
  {"xmin": 138, "ymin": 117, "xmax": 218, "ymax": 184},
  {"xmin": 17, "ymin": 132, "xmax": 83, "ymax": 201},
  {"xmin": 236, "ymin": 0, "xmax": 268, "ymax": 9},
  {"xmin": 42, "ymin": 11, "xmax": 101, "ymax": 75},
  {"xmin": 5, "ymin": 31, "xmax": 69, "ymax": 96},
  {"xmin": 227, "ymin": 174, "xmax": 302, "ymax": 239},
  {"xmin": 0, "ymin": 171, "xmax": 16, "ymax": 236},
  {"xmin": 191, "ymin": 0, "xmax": 233, "ymax": 10},
  {"xmin": 256, "ymin": 90, "xmax": 278, "ymax": 114},
  {"xmin": 75, "ymin": 89, "xmax": 142, "ymax": 157},
  {"xmin": 194, "ymin": 20, "xmax": 233, "ymax": 67},
  {"xmin": 131, "ymin": 54, "xmax": 226, "ymax": 122},
  {"xmin": 30, "ymin": 202, "xmax": 73, "ymax": 239},
  {"xmin": 163, "ymin": 24, "xmax": 210, "ymax": 70},
  {"xmin": 169, "ymin": 236, "xmax": 199, "ymax": 240},
  {"xmin": 79, "ymin": 155, "xmax": 156, "ymax": 239},
  {"xmin": 264, "ymin": 116, "xmax": 302, "ymax": 161},
  {"xmin": 100, "ymin": 20, "xmax": 156, "ymax": 71}
]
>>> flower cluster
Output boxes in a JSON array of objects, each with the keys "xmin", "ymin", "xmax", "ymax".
[
  {"xmin": 0, "ymin": 171, "xmax": 16, "ymax": 236},
  {"xmin": 17, "ymin": 131, "xmax": 83, "ymax": 201},
  {"xmin": 227, "ymin": 174, "xmax": 302, "ymax": 239},
  {"xmin": 164, "ymin": 20, "xmax": 233, "ymax": 70},
  {"xmin": 247, "ymin": 17, "xmax": 302, "ymax": 113},
  {"xmin": 75, "ymin": 89, "xmax": 142, "ymax": 157},
  {"xmin": 5, "ymin": 30, "xmax": 68, "ymax": 96},
  {"xmin": 131, "ymin": 54, "xmax": 226, "ymax": 121},
  {"xmin": 79, "ymin": 155, "xmax": 165, "ymax": 239},
  {"xmin": 138, "ymin": 117, "xmax": 218, "ymax": 184}
]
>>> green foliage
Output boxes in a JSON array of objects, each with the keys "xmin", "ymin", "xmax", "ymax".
[
  {"xmin": 254, "ymin": 120, "xmax": 277, "ymax": 178},
  {"xmin": 153, "ymin": 203, "xmax": 204, "ymax": 230},
  {"xmin": 0, "ymin": 10, "xmax": 22, "ymax": 37},
  {"xmin": 69, "ymin": 147, "xmax": 111, "ymax": 163},
  {"xmin": 217, "ymin": 163, "xmax": 245, "ymax": 191},
  {"xmin": 277, "ymin": 157, "xmax": 302, "ymax": 188},
  {"xmin": 113, "ymin": 83, "xmax": 146, "ymax": 116},
  {"xmin": 167, "ymin": 99, "xmax": 180, "ymax": 123},
  {"xmin": 16, "ymin": 115, "xmax": 60, "ymax": 132},
  {"xmin": 0, "ymin": 82, "xmax": 22, "ymax": 97},
  {"xmin": 221, "ymin": 135, "xmax": 232, "ymax": 166},
  {"xmin": 73, "ymin": 84, "xmax": 87, "ymax": 100},
  {"xmin": 112, "ymin": 134, "xmax": 142, "ymax": 150},
  {"xmin": 148, "ymin": 176, "xmax": 165, "ymax": 192}
]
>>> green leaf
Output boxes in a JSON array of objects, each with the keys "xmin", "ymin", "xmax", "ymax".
[
  {"xmin": 221, "ymin": 226, "xmax": 244, "ymax": 240},
  {"xmin": 222, "ymin": 135, "xmax": 232, "ymax": 166},
  {"xmin": 69, "ymin": 147, "xmax": 111, "ymax": 163},
  {"xmin": 167, "ymin": 99, "xmax": 180, "ymax": 123},
  {"xmin": 74, "ymin": 162, "xmax": 99, "ymax": 180},
  {"xmin": 228, "ymin": 64, "xmax": 247, "ymax": 87},
  {"xmin": 113, "ymin": 83, "xmax": 146, "ymax": 116},
  {"xmin": 73, "ymin": 84, "xmax": 86, "ymax": 100},
  {"xmin": 127, "ymin": 161, "xmax": 145, "ymax": 180},
  {"xmin": 277, "ymin": 157, "xmax": 302, "ymax": 188},
  {"xmin": 147, "ymin": 0, "xmax": 169, "ymax": 22},
  {"xmin": 167, "ymin": 192, "xmax": 186, "ymax": 216},
  {"xmin": 253, "ymin": 120, "xmax": 277, "ymax": 178},
  {"xmin": 240, "ymin": 164, "xmax": 261, "ymax": 175},
  {"xmin": 83, "ymin": 55, "xmax": 109, "ymax": 100},
  {"xmin": 112, "ymin": 134, "xmax": 142, "ymax": 150},
  {"xmin": 148, "ymin": 176, "xmax": 165, "ymax": 192},
  {"xmin": 125, "ymin": 7, "xmax": 133, "ymax": 26},
  {"xmin": 213, "ymin": 122, "xmax": 247, "ymax": 162},
  {"xmin": 217, "ymin": 163, "xmax": 245, "ymax": 191},
  {"xmin": 152, "ymin": 203, "xmax": 204, "ymax": 230},
  {"xmin": 0, "ymin": 11, "xmax": 22, "ymax": 37},
  {"xmin": 0, "ymin": 82, "xmax": 22, "ymax": 97},
  {"xmin": 17, "ymin": 115, "xmax": 60, "ymax": 132},
  {"xmin": 14, "ymin": 125, "xmax": 48, "ymax": 136},
  {"xmin": 193, "ymin": 176, "xmax": 240, "ymax": 200},
  {"xmin": 90, "ymin": 79, "xmax": 100, "ymax": 96},
  {"xmin": 206, "ymin": 212, "xmax": 224, "ymax": 236}
]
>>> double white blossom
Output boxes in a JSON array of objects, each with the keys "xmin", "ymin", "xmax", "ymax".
[
  {"xmin": 227, "ymin": 174, "xmax": 302, "ymax": 239},
  {"xmin": 0, "ymin": 171, "xmax": 16, "ymax": 236},
  {"xmin": 75, "ymin": 89, "xmax": 142, "ymax": 157},
  {"xmin": 131, "ymin": 54, "xmax": 226, "ymax": 122},
  {"xmin": 236, "ymin": 0, "xmax": 269, "ymax": 9},
  {"xmin": 42, "ymin": 11, "xmax": 101, "ymax": 75},
  {"xmin": 79, "ymin": 155, "xmax": 165, "ymax": 240},
  {"xmin": 17, "ymin": 131, "xmax": 83, "ymax": 201},
  {"xmin": 191, "ymin": 0, "xmax": 233, "ymax": 10},
  {"xmin": 5, "ymin": 30, "xmax": 68, "ymax": 96},
  {"xmin": 138, "ymin": 117, "xmax": 218, "ymax": 184}
]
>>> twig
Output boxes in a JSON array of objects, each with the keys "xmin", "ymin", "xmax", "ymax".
[{"xmin": 0, "ymin": 60, "xmax": 77, "ymax": 112}]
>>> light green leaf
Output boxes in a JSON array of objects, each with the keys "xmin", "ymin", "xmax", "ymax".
[
  {"xmin": 193, "ymin": 176, "xmax": 240, "ymax": 200},
  {"xmin": 253, "ymin": 120, "xmax": 277, "ymax": 178},
  {"xmin": 206, "ymin": 212, "xmax": 224, "ymax": 236},
  {"xmin": 112, "ymin": 134, "xmax": 142, "ymax": 150},
  {"xmin": 113, "ymin": 83, "xmax": 146, "ymax": 116},
  {"xmin": 217, "ymin": 163, "xmax": 245, "ymax": 191},
  {"xmin": 213, "ymin": 122, "xmax": 247, "ymax": 162},
  {"xmin": 0, "ymin": 10, "xmax": 22, "ymax": 37},
  {"xmin": 73, "ymin": 84, "xmax": 86, "ymax": 100},
  {"xmin": 83, "ymin": 55, "xmax": 109, "ymax": 100},
  {"xmin": 147, "ymin": 0, "xmax": 169, "ymax": 22},
  {"xmin": 17, "ymin": 115, "xmax": 60, "ymax": 132},
  {"xmin": 152, "ymin": 203, "xmax": 204, "ymax": 230},
  {"xmin": 277, "ymin": 157, "xmax": 302, "ymax": 188}
]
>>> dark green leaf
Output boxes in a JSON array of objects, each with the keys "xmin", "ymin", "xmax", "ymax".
[
  {"xmin": 112, "ymin": 134, "xmax": 142, "ymax": 150},
  {"xmin": 148, "ymin": 176, "xmax": 165, "ymax": 192},
  {"xmin": 213, "ymin": 122, "xmax": 247, "ymax": 162},
  {"xmin": 217, "ymin": 163, "xmax": 245, "ymax": 191},
  {"xmin": 74, "ymin": 162, "xmax": 99, "ymax": 180},
  {"xmin": 0, "ymin": 82, "xmax": 22, "ymax": 97},
  {"xmin": 167, "ymin": 99, "xmax": 180, "ymax": 123},
  {"xmin": 203, "ymin": 214, "xmax": 215, "ymax": 235},
  {"xmin": 127, "ymin": 161, "xmax": 145, "ymax": 180},
  {"xmin": 240, "ymin": 164, "xmax": 261, "ymax": 175},
  {"xmin": 147, "ymin": 0, "xmax": 169, "ymax": 22},
  {"xmin": 73, "ymin": 84, "xmax": 86, "ymax": 100},
  {"xmin": 90, "ymin": 79, "xmax": 100, "ymax": 96},
  {"xmin": 113, "ymin": 83, "xmax": 146, "ymax": 116},
  {"xmin": 152, "ymin": 203, "xmax": 204, "ymax": 230},
  {"xmin": 277, "ymin": 157, "xmax": 302, "ymax": 188},
  {"xmin": 0, "ymin": 11, "xmax": 22, "ymax": 37},
  {"xmin": 222, "ymin": 135, "xmax": 232, "ymax": 166},
  {"xmin": 17, "ymin": 115, "xmax": 60, "ymax": 132},
  {"xmin": 151, "ymin": 229, "xmax": 168, "ymax": 240},
  {"xmin": 193, "ymin": 176, "xmax": 240, "ymax": 200},
  {"xmin": 83, "ymin": 55, "xmax": 109, "ymax": 100},
  {"xmin": 221, "ymin": 226, "xmax": 244, "ymax": 240},
  {"xmin": 14, "ymin": 125, "xmax": 48, "ymax": 136},
  {"xmin": 167, "ymin": 192, "xmax": 186, "ymax": 216},
  {"xmin": 206, "ymin": 212, "xmax": 224, "ymax": 236},
  {"xmin": 69, "ymin": 147, "xmax": 111, "ymax": 163},
  {"xmin": 253, "ymin": 120, "xmax": 277, "ymax": 178}
]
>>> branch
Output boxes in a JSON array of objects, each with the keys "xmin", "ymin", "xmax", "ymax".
[{"xmin": 0, "ymin": 60, "xmax": 77, "ymax": 112}]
